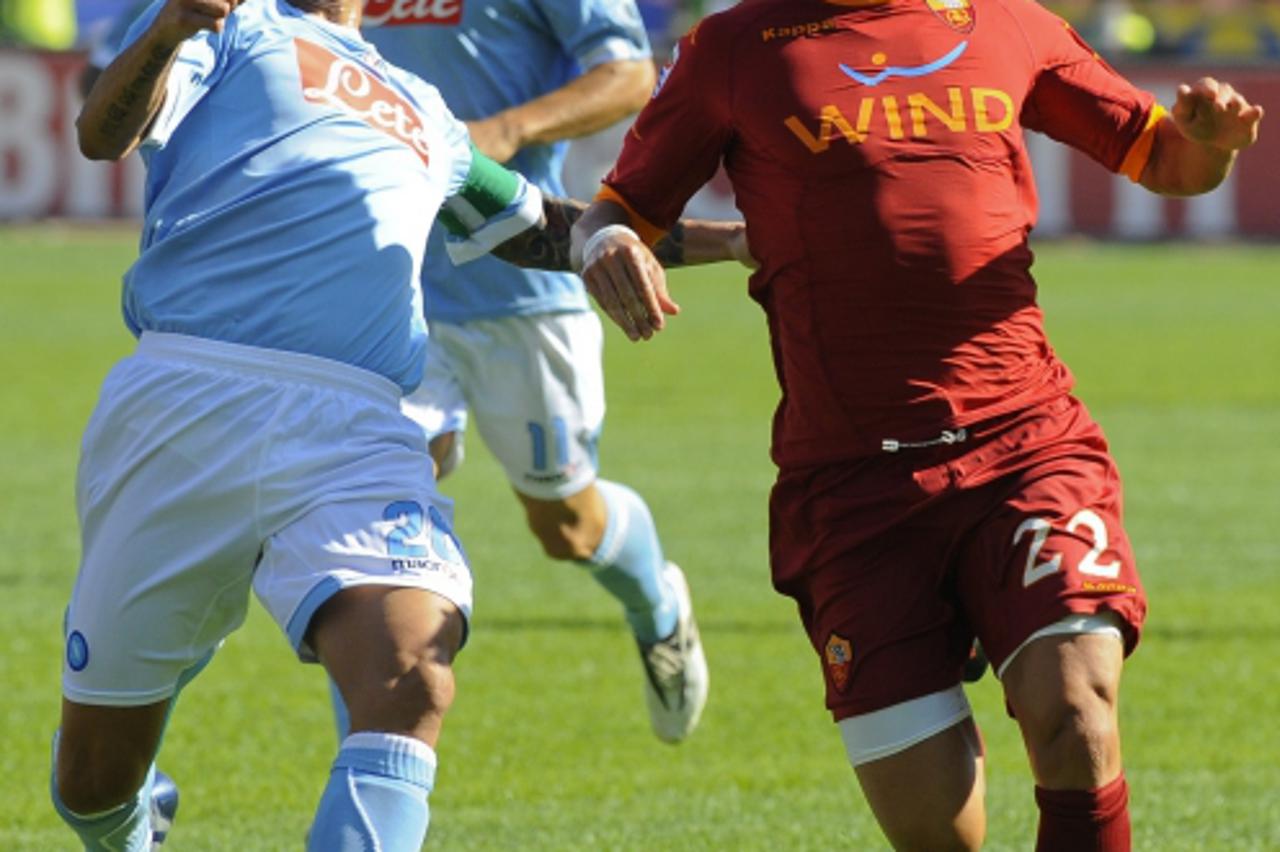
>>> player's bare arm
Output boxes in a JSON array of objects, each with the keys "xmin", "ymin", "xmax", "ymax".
[
  {"xmin": 466, "ymin": 59, "xmax": 656, "ymax": 163},
  {"xmin": 77, "ymin": 0, "xmax": 242, "ymax": 160},
  {"xmin": 1140, "ymin": 77, "xmax": 1264, "ymax": 196},
  {"xmin": 570, "ymin": 199, "xmax": 674, "ymax": 342},
  {"xmin": 493, "ymin": 196, "xmax": 748, "ymax": 273}
]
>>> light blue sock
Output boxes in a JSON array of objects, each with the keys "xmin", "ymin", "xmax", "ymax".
[
  {"xmin": 308, "ymin": 732, "xmax": 435, "ymax": 852},
  {"xmin": 50, "ymin": 740, "xmax": 154, "ymax": 852},
  {"xmin": 581, "ymin": 479, "xmax": 678, "ymax": 643}
]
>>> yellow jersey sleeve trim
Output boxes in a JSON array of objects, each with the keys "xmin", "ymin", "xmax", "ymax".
[
  {"xmin": 1119, "ymin": 104, "xmax": 1167, "ymax": 183},
  {"xmin": 593, "ymin": 185, "xmax": 668, "ymax": 247}
]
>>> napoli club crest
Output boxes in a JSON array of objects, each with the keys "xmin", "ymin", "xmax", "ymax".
[
  {"xmin": 825, "ymin": 633, "xmax": 854, "ymax": 692},
  {"xmin": 925, "ymin": 0, "xmax": 975, "ymax": 33}
]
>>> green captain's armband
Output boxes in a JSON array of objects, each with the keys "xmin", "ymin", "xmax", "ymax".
[{"xmin": 439, "ymin": 145, "xmax": 523, "ymax": 238}]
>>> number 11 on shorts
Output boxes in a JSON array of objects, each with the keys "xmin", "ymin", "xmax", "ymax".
[{"xmin": 527, "ymin": 417, "xmax": 569, "ymax": 472}]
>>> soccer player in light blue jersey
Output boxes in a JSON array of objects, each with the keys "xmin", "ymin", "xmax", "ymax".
[
  {"xmin": 359, "ymin": 0, "xmax": 714, "ymax": 746},
  {"xmin": 59, "ymin": 0, "xmax": 743, "ymax": 848}
]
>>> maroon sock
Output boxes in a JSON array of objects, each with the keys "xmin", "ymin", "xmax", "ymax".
[{"xmin": 1034, "ymin": 774, "xmax": 1130, "ymax": 852}]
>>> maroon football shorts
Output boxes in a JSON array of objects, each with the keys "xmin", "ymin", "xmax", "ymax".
[{"xmin": 769, "ymin": 395, "xmax": 1147, "ymax": 721}]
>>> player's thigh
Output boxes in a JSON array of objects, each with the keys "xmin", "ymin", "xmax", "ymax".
[
  {"xmin": 55, "ymin": 698, "xmax": 171, "ymax": 812},
  {"xmin": 255, "ymin": 494, "xmax": 472, "ymax": 747},
  {"xmin": 1002, "ymin": 625, "xmax": 1124, "ymax": 728},
  {"xmin": 309, "ymin": 584, "xmax": 465, "ymax": 744},
  {"xmin": 253, "ymin": 493, "xmax": 474, "ymax": 668},
  {"xmin": 66, "ymin": 351, "xmax": 266, "ymax": 710},
  {"xmin": 1000, "ymin": 622, "xmax": 1125, "ymax": 787},
  {"xmin": 438, "ymin": 312, "xmax": 605, "ymax": 500},
  {"xmin": 955, "ymin": 439, "xmax": 1146, "ymax": 681},
  {"xmin": 852, "ymin": 715, "xmax": 986, "ymax": 852}
]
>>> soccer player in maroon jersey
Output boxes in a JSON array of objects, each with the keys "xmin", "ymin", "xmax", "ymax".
[{"xmin": 568, "ymin": 0, "xmax": 1263, "ymax": 849}]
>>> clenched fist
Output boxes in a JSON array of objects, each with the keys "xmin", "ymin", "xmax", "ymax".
[
  {"xmin": 153, "ymin": 0, "xmax": 244, "ymax": 46},
  {"xmin": 1172, "ymin": 77, "xmax": 1264, "ymax": 152}
]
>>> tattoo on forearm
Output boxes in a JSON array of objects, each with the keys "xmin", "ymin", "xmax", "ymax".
[
  {"xmin": 96, "ymin": 43, "xmax": 175, "ymax": 142},
  {"xmin": 652, "ymin": 221, "xmax": 686, "ymax": 268},
  {"xmin": 492, "ymin": 196, "xmax": 586, "ymax": 271},
  {"xmin": 492, "ymin": 196, "xmax": 690, "ymax": 271}
]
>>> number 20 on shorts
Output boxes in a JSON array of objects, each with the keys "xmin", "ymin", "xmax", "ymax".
[{"xmin": 382, "ymin": 500, "xmax": 462, "ymax": 563}]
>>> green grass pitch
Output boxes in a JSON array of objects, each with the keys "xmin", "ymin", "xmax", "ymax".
[{"xmin": 1, "ymin": 226, "xmax": 1277, "ymax": 850}]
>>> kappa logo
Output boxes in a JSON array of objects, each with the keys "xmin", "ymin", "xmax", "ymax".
[
  {"xmin": 760, "ymin": 17, "xmax": 839, "ymax": 42},
  {"xmin": 363, "ymin": 0, "xmax": 463, "ymax": 27},
  {"xmin": 295, "ymin": 39, "xmax": 431, "ymax": 166},
  {"xmin": 824, "ymin": 633, "xmax": 854, "ymax": 692}
]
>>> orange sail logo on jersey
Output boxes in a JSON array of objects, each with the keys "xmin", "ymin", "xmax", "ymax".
[
  {"xmin": 825, "ymin": 634, "xmax": 854, "ymax": 692},
  {"xmin": 925, "ymin": 0, "xmax": 975, "ymax": 33},
  {"xmin": 295, "ymin": 39, "xmax": 431, "ymax": 167}
]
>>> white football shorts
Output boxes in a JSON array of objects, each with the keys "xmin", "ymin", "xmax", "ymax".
[
  {"xmin": 63, "ymin": 333, "xmax": 473, "ymax": 707},
  {"xmin": 401, "ymin": 312, "xmax": 605, "ymax": 500}
]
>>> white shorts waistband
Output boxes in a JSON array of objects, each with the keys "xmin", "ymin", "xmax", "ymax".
[{"xmin": 136, "ymin": 332, "xmax": 401, "ymax": 408}]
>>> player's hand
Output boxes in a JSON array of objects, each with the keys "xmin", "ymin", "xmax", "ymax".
[
  {"xmin": 581, "ymin": 228, "xmax": 679, "ymax": 341},
  {"xmin": 1172, "ymin": 78, "xmax": 1264, "ymax": 152},
  {"xmin": 466, "ymin": 114, "xmax": 523, "ymax": 164},
  {"xmin": 152, "ymin": 0, "xmax": 242, "ymax": 46}
]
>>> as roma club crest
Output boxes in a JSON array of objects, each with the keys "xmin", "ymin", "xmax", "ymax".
[
  {"xmin": 824, "ymin": 633, "xmax": 854, "ymax": 692},
  {"xmin": 925, "ymin": 0, "xmax": 975, "ymax": 33}
]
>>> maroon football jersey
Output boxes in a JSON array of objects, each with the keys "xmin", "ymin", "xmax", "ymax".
[{"xmin": 601, "ymin": 0, "xmax": 1159, "ymax": 468}]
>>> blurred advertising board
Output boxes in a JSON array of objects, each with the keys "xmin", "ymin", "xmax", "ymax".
[
  {"xmin": 1, "ymin": 48, "xmax": 1277, "ymax": 237},
  {"xmin": 0, "ymin": 49, "xmax": 143, "ymax": 219}
]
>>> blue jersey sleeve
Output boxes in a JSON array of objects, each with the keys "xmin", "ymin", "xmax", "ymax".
[
  {"xmin": 534, "ymin": 0, "xmax": 651, "ymax": 70},
  {"xmin": 120, "ymin": 3, "xmax": 233, "ymax": 150}
]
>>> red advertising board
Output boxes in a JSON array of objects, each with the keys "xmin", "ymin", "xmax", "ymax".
[
  {"xmin": 1032, "ymin": 65, "xmax": 1280, "ymax": 238},
  {"xmin": 1, "ymin": 47, "xmax": 1276, "ymax": 237},
  {"xmin": 0, "ymin": 48, "xmax": 142, "ymax": 220}
]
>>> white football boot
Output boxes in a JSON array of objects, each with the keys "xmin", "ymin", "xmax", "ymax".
[
  {"xmin": 150, "ymin": 770, "xmax": 179, "ymax": 849},
  {"xmin": 636, "ymin": 562, "xmax": 709, "ymax": 743}
]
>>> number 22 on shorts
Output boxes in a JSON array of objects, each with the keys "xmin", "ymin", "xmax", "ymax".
[{"xmin": 1014, "ymin": 509, "xmax": 1121, "ymax": 587}]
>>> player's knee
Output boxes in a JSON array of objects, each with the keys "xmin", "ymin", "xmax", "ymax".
[
  {"xmin": 397, "ymin": 654, "xmax": 457, "ymax": 720},
  {"xmin": 529, "ymin": 522, "xmax": 593, "ymax": 561},
  {"xmin": 54, "ymin": 741, "xmax": 149, "ymax": 815},
  {"xmin": 527, "ymin": 511, "xmax": 602, "ymax": 562},
  {"xmin": 1018, "ymin": 679, "xmax": 1120, "ymax": 786},
  {"xmin": 349, "ymin": 653, "xmax": 457, "ymax": 739}
]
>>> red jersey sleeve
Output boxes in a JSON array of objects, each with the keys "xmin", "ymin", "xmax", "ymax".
[
  {"xmin": 1010, "ymin": 0, "xmax": 1160, "ymax": 179},
  {"xmin": 599, "ymin": 18, "xmax": 736, "ymax": 240}
]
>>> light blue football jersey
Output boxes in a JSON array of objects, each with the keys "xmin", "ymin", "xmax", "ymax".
[
  {"xmin": 362, "ymin": 0, "xmax": 651, "ymax": 322},
  {"xmin": 118, "ymin": 0, "xmax": 540, "ymax": 391}
]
